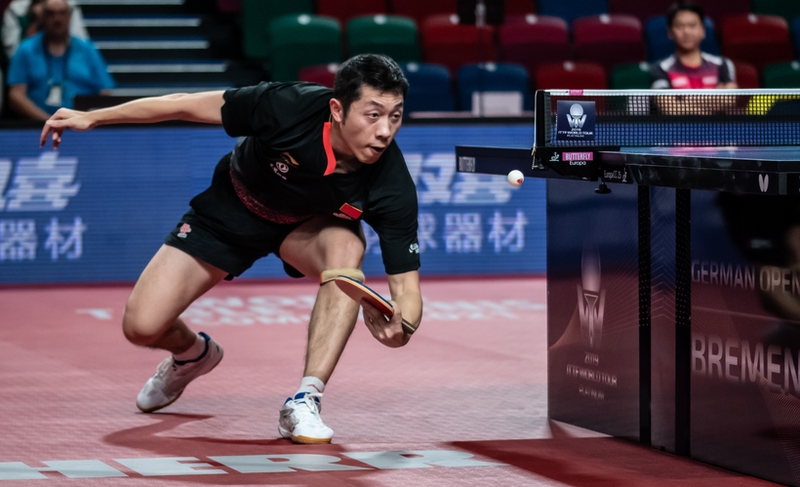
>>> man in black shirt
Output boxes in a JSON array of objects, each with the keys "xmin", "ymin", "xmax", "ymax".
[{"xmin": 40, "ymin": 54, "xmax": 422, "ymax": 444}]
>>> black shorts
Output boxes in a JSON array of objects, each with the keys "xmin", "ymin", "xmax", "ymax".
[{"xmin": 164, "ymin": 154, "xmax": 306, "ymax": 280}]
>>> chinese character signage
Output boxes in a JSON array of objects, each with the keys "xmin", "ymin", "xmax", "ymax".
[
  {"xmin": 0, "ymin": 125, "xmax": 544, "ymax": 283},
  {"xmin": 0, "ymin": 152, "xmax": 86, "ymax": 265}
]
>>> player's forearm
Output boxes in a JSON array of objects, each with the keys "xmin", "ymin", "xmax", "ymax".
[
  {"xmin": 84, "ymin": 91, "xmax": 225, "ymax": 127},
  {"xmin": 394, "ymin": 290, "xmax": 423, "ymax": 331},
  {"xmin": 388, "ymin": 270, "xmax": 423, "ymax": 331},
  {"xmin": 9, "ymin": 86, "xmax": 50, "ymax": 120}
]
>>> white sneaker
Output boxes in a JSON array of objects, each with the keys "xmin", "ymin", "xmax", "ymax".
[
  {"xmin": 136, "ymin": 332, "xmax": 223, "ymax": 413},
  {"xmin": 278, "ymin": 392, "xmax": 334, "ymax": 444}
]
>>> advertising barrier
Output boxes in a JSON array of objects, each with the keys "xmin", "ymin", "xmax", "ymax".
[{"xmin": 0, "ymin": 124, "xmax": 543, "ymax": 284}]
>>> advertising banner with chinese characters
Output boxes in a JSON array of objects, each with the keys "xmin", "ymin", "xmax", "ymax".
[{"xmin": 0, "ymin": 124, "xmax": 543, "ymax": 284}]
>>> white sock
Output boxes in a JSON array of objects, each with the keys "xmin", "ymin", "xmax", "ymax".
[
  {"xmin": 296, "ymin": 376, "xmax": 325, "ymax": 395},
  {"xmin": 173, "ymin": 333, "xmax": 206, "ymax": 362}
]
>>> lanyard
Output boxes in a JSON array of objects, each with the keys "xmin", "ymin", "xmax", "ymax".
[{"xmin": 43, "ymin": 36, "xmax": 70, "ymax": 85}]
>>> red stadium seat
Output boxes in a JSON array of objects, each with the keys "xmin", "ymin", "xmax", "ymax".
[
  {"xmin": 505, "ymin": 0, "xmax": 536, "ymax": 15},
  {"xmin": 421, "ymin": 14, "xmax": 496, "ymax": 75},
  {"xmin": 216, "ymin": 0, "xmax": 240, "ymax": 13},
  {"xmin": 298, "ymin": 63, "xmax": 339, "ymax": 88},
  {"xmin": 607, "ymin": 0, "xmax": 673, "ymax": 25},
  {"xmin": 499, "ymin": 15, "xmax": 569, "ymax": 80},
  {"xmin": 694, "ymin": 0, "xmax": 751, "ymax": 24},
  {"xmin": 317, "ymin": 0, "xmax": 387, "ymax": 22},
  {"xmin": 721, "ymin": 14, "xmax": 793, "ymax": 72},
  {"xmin": 535, "ymin": 61, "xmax": 607, "ymax": 89},
  {"xmin": 732, "ymin": 61, "xmax": 759, "ymax": 89},
  {"xmin": 572, "ymin": 14, "xmax": 647, "ymax": 71},
  {"xmin": 392, "ymin": 0, "xmax": 458, "ymax": 24}
]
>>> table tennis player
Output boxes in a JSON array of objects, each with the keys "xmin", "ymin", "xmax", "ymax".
[{"xmin": 39, "ymin": 53, "xmax": 423, "ymax": 445}]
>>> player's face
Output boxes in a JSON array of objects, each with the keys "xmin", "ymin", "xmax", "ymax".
[
  {"xmin": 669, "ymin": 11, "xmax": 705, "ymax": 53},
  {"xmin": 338, "ymin": 86, "xmax": 404, "ymax": 164}
]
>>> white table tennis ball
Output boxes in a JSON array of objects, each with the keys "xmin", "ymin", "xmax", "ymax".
[{"xmin": 507, "ymin": 170, "xmax": 524, "ymax": 187}]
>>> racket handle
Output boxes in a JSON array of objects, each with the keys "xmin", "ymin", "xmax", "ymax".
[{"xmin": 401, "ymin": 318, "xmax": 418, "ymax": 335}]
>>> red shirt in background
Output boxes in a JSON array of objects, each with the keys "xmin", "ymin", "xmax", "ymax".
[{"xmin": 650, "ymin": 53, "xmax": 736, "ymax": 89}]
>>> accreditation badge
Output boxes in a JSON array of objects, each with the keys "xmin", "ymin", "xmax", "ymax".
[{"xmin": 45, "ymin": 84, "xmax": 63, "ymax": 107}]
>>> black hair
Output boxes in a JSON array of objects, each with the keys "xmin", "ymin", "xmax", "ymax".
[
  {"xmin": 667, "ymin": 1, "xmax": 705, "ymax": 28},
  {"xmin": 333, "ymin": 54, "xmax": 409, "ymax": 118}
]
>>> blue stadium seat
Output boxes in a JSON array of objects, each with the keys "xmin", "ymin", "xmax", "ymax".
[
  {"xmin": 537, "ymin": 0, "xmax": 607, "ymax": 24},
  {"xmin": 646, "ymin": 15, "xmax": 720, "ymax": 62},
  {"xmin": 456, "ymin": 62, "xmax": 531, "ymax": 114},
  {"xmin": 793, "ymin": 18, "xmax": 800, "ymax": 59},
  {"xmin": 400, "ymin": 62, "xmax": 455, "ymax": 113}
]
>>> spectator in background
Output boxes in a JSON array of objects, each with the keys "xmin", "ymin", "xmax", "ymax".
[
  {"xmin": 0, "ymin": 64, "xmax": 5, "ymax": 116},
  {"xmin": 0, "ymin": 0, "xmax": 12, "ymax": 35},
  {"xmin": 650, "ymin": 2, "xmax": 737, "ymax": 89},
  {"xmin": 0, "ymin": 1, "xmax": 9, "ymax": 119},
  {"xmin": 7, "ymin": 0, "xmax": 113, "ymax": 120},
  {"xmin": 22, "ymin": 0, "xmax": 45, "ymax": 37},
  {"xmin": 2, "ymin": 0, "xmax": 87, "ymax": 60}
]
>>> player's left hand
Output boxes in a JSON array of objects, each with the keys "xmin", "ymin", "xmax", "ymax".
[
  {"xmin": 39, "ymin": 108, "xmax": 93, "ymax": 149},
  {"xmin": 362, "ymin": 299, "xmax": 410, "ymax": 348}
]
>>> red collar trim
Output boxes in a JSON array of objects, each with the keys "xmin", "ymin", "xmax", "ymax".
[{"xmin": 322, "ymin": 122, "xmax": 336, "ymax": 176}]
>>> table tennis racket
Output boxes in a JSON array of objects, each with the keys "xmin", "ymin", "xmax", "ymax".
[{"xmin": 334, "ymin": 275, "xmax": 394, "ymax": 316}]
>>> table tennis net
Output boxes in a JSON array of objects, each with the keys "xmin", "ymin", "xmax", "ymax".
[{"xmin": 537, "ymin": 89, "xmax": 800, "ymax": 148}]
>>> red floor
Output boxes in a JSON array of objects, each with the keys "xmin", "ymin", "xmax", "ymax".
[{"xmin": 0, "ymin": 277, "xmax": 779, "ymax": 486}]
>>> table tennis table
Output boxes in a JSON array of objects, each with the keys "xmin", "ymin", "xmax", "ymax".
[
  {"xmin": 457, "ymin": 140, "xmax": 800, "ymax": 195},
  {"xmin": 456, "ymin": 89, "xmax": 800, "ymax": 486}
]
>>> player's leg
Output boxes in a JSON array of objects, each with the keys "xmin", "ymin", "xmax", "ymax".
[
  {"xmin": 276, "ymin": 215, "xmax": 366, "ymax": 444},
  {"xmin": 123, "ymin": 244, "xmax": 227, "ymax": 349},
  {"xmin": 125, "ymin": 244, "xmax": 228, "ymax": 412},
  {"xmin": 284, "ymin": 220, "xmax": 365, "ymax": 383},
  {"xmin": 282, "ymin": 216, "xmax": 366, "ymax": 382}
]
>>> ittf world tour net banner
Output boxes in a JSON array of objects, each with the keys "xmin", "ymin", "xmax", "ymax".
[{"xmin": 0, "ymin": 124, "xmax": 543, "ymax": 284}]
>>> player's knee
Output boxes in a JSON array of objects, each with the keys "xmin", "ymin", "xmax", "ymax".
[
  {"xmin": 122, "ymin": 305, "xmax": 167, "ymax": 346},
  {"xmin": 330, "ymin": 235, "xmax": 366, "ymax": 268}
]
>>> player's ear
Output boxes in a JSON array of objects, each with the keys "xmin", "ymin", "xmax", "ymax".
[{"xmin": 330, "ymin": 98, "xmax": 344, "ymax": 124}]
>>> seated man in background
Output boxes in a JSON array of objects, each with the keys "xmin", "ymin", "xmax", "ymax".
[
  {"xmin": 650, "ymin": 1, "xmax": 737, "ymax": 90},
  {"xmin": 2, "ymin": 0, "xmax": 88, "ymax": 59},
  {"xmin": 7, "ymin": 0, "xmax": 113, "ymax": 120}
]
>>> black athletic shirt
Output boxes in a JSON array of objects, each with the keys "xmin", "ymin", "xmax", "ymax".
[{"xmin": 220, "ymin": 81, "xmax": 420, "ymax": 275}]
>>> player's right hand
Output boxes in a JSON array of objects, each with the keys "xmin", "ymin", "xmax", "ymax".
[
  {"xmin": 362, "ymin": 299, "xmax": 410, "ymax": 348},
  {"xmin": 40, "ymin": 108, "xmax": 93, "ymax": 149}
]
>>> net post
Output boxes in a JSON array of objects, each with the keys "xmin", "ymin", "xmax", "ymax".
[
  {"xmin": 638, "ymin": 184, "xmax": 652, "ymax": 446},
  {"xmin": 674, "ymin": 188, "xmax": 691, "ymax": 456},
  {"xmin": 534, "ymin": 90, "xmax": 546, "ymax": 148}
]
